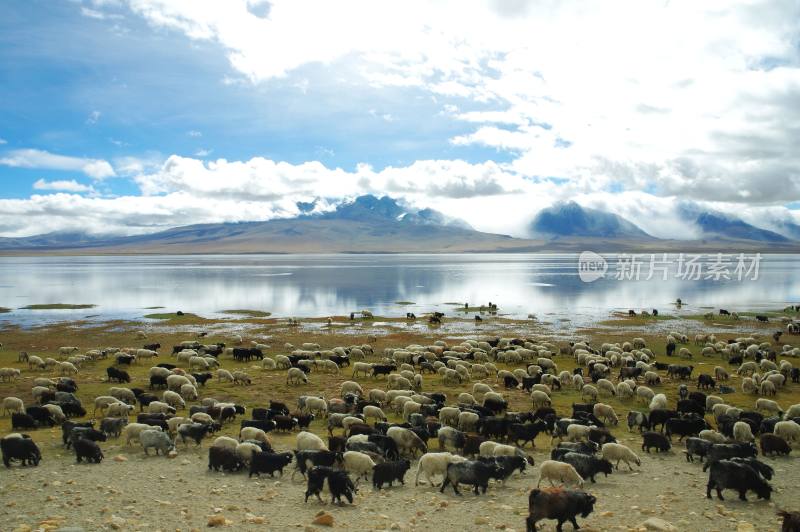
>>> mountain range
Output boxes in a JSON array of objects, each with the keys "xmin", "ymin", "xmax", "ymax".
[{"xmin": 0, "ymin": 195, "xmax": 798, "ymax": 253}]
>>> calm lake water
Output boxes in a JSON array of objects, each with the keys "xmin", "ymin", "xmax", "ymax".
[{"xmin": 0, "ymin": 253, "xmax": 798, "ymax": 327}]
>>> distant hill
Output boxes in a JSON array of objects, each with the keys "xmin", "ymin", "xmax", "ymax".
[
  {"xmin": 0, "ymin": 195, "xmax": 537, "ymax": 254},
  {"xmin": 530, "ymin": 201, "xmax": 653, "ymax": 240}
]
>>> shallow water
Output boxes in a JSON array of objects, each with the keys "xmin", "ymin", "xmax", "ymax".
[{"xmin": 0, "ymin": 253, "xmax": 797, "ymax": 327}]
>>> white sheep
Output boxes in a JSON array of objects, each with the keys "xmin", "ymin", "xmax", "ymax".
[
  {"xmin": 457, "ymin": 411, "xmax": 480, "ymax": 432},
  {"xmin": 27, "ymin": 356, "xmax": 46, "ymax": 370},
  {"xmin": 180, "ymin": 383, "xmax": 198, "ymax": 401},
  {"xmin": 438, "ymin": 406, "xmax": 460, "ymax": 427},
  {"xmin": 166, "ymin": 374, "xmax": 191, "ymax": 391},
  {"xmin": 580, "ymin": 385, "xmax": 598, "ymax": 402},
  {"xmin": 756, "ymin": 398, "xmax": 783, "ymax": 416},
  {"xmin": 572, "ymin": 374, "xmax": 585, "ymax": 390},
  {"xmin": 342, "ymin": 450, "xmax": 376, "ymax": 483},
  {"xmin": 340, "ymin": 381, "xmax": 364, "ymax": 397},
  {"xmin": 593, "ymin": 403, "xmax": 619, "ymax": 425},
  {"xmin": 566, "ymin": 424, "xmax": 592, "ymax": 442},
  {"xmin": 191, "ymin": 412, "xmax": 215, "ymax": 425},
  {"xmin": 109, "ymin": 387, "xmax": 136, "ymax": 404},
  {"xmin": 414, "ymin": 452, "xmax": 467, "ymax": 486},
  {"xmin": 699, "ymin": 429, "xmax": 727, "ymax": 444},
  {"xmin": 706, "ymin": 395, "xmax": 724, "ymax": 412},
  {"xmin": 235, "ymin": 442, "xmax": 262, "ymax": 464},
  {"xmin": 303, "ymin": 397, "xmax": 328, "ymax": 417},
  {"xmin": 166, "ymin": 416, "xmax": 191, "ymax": 434},
  {"xmin": 601, "ymin": 443, "xmax": 641, "ymax": 470},
  {"xmin": 147, "ymin": 401, "xmax": 176, "ymax": 414},
  {"xmin": 457, "ymin": 393, "xmax": 476, "ymax": 406},
  {"xmin": 275, "ymin": 355, "xmax": 291, "ymax": 369},
  {"xmin": 597, "ymin": 379, "xmax": 616, "ymax": 396},
  {"xmin": 162, "ymin": 390, "xmax": 186, "ymax": 409},
  {"xmin": 760, "ymin": 380, "xmax": 777, "ymax": 396},
  {"xmin": 57, "ymin": 361, "xmax": 78, "ymax": 375},
  {"xmin": 369, "ymin": 389, "xmax": 387, "ymax": 405},
  {"xmin": 58, "ymin": 346, "xmax": 80, "ymax": 356},
  {"xmin": 783, "ymin": 404, "xmax": 800, "ymax": 420},
  {"xmin": 2, "ymin": 397, "xmax": 24, "ymax": 416},
  {"xmin": 261, "ymin": 357, "xmax": 277, "ymax": 370},
  {"xmin": 362, "ymin": 405, "xmax": 387, "ymax": 423},
  {"xmin": 232, "ymin": 370, "xmax": 252, "ymax": 385},
  {"xmin": 106, "ymin": 402, "xmax": 134, "ymax": 417},
  {"xmin": 149, "ymin": 366, "xmax": 171, "ymax": 379},
  {"xmin": 296, "ymin": 431, "xmax": 328, "ymax": 451},
  {"xmin": 93, "ymin": 395, "xmax": 122, "ymax": 415},
  {"xmin": 42, "ymin": 403, "xmax": 65, "ymax": 424},
  {"xmin": 531, "ymin": 390, "xmax": 551, "ymax": 409},
  {"xmin": 124, "ymin": 423, "xmax": 162, "ymax": 445},
  {"xmin": 537, "ymin": 460, "xmax": 584, "ymax": 488},
  {"xmin": 733, "ymin": 421, "xmax": 755, "ymax": 443},
  {"xmin": 211, "ymin": 436, "xmax": 239, "ymax": 451},
  {"xmin": 649, "ymin": 393, "xmax": 667, "ymax": 411},
  {"xmin": 286, "ymin": 367, "xmax": 308, "ymax": 385},
  {"xmin": 217, "ymin": 369, "xmax": 234, "ymax": 383},
  {"xmin": 774, "ymin": 420, "xmax": 800, "ymax": 442},
  {"xmin": 239, "ymin": 427, "xmax": 271, "ymax": 446},
  {"xmin": 616, "ymin": 382, "xmax": 634, "ymax": 400}
]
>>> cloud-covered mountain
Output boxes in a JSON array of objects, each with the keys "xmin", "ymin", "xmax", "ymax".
[
  {"xmin": 530, "ymin": 201, "xmax": 653, "ymax": 240},
  {"xmin": 678, "ymin": 203, "xmax": 790, "ymax": 243}
]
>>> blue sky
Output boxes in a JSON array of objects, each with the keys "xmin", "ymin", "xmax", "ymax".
[{"xmin": 0, "ymin": 1, "xmax": 798, "ymax": 239}]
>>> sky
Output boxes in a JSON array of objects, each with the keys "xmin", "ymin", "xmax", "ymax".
[{"xmin": 0, "ymin": 0, "xmax": 799, "ymax": 239}]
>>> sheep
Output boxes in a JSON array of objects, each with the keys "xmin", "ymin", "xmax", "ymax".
[
  {"xmin": 57, "ymin": 361, "xmax": 78, "ymax": 375},
  {"xmin": 699, "ymin": 429, "xmax": 728, "ymax": 444},
  {"xmin": 58, "ymin": 346, "xmax": 80, "ymax": 356},
  {"xmin": 166, "ymin": 374, "xmax": 191, "ymax": 391},
  {"xmin": 166, "ymin": 416, "xmax": 191, "ymax": 434},
  {"xmin": 414, "ymin": 452, "xmax": 468, "ymax": 486},
  {"xmin": 2, "ymin": 397, "xmax": 24, "ymax": 416},
  {"xmin": 566, "ymin": 424, "xmax": 593, "ymax": 443},
  {"xmin": 232, "ymin": 370, "xmax": 252, "ymax": 385},
  {"xmin": 733, "ymin": 421, "xmax": 755, "ymax": 443},
  {"xmin": 124, "ymin": 423, "xmax": 162, "ymax": 445},
  {"xmin": 526, "ymin": 488, "xmax": 597, "ymax": 532},
  {"xmin": 649, "ymin": 393, "xmax": 668, "ymax": 411},
  {"xmin": 756, "ymin": 398, "xmax": 783, "ymax": 416},
  {"xmin": 601, "ymin": 442, "xmax": 641, "ymax": 470},
  {"xmin": 297, "ymin": 431, "xmax": 328, "ymax": 451},
  {"xmin": 572, "ymin": 374, "xmax": 584, "ymax": 390},
  {"xmin": 616, "ymin": 382, "xmax": 634, "ymax": 400},
  {"xmin": 458, "ymin": 411, "xmax": 480, "ymax": 433},
  {"xmin": 537, "ymin": 460, "xmax": 584, "ymax": 488},
  {"xmin": 147, "ymin": 401, "xmax": 176, "ymax": 415},
  {"xmin": 774, "ymin": 421, "xmax": 800, "ymax": 442},
  {"xmin": 580, "ymin": 385, "xmax": 598, "ymax": 402},
  {"xmin": 93, "ymin": 396, "xmax": 122, "ymax": 416},
  {"xmin": 784, "ymin": 404, "xmax": 800, "ymax": 420},
  {"xmin": 362, "ymin": 405, "xmax": 387, "ymax": 423},
  {"xmin": 211, "ymin": 436, "xmax": 240, "ymax": 451},
  {"xmin": 239, "ymin": 427, "xmax": 271, "ymax": 447},
  {"xmin": 341, "ymin": 381, "xmax": 364, "ymax": 397},
  {"xmin": 106, "ymin": 402, "xmax": 134, "ymax": 418},
  {"xmin": 438, "ymin": 406, "xmax": 460, "ymax": 427},
  {"xmin": 531, "ymin": 390, "xmax": 551, "ymax": 409},
  {"xmin": 217, "ymin": 369, "xmax": 234, "ymax": 383},
  {"xmin": 592, "ymin": 403, "xmax": 619, "ymax": 425},
  {"xmin": 303, "ymin": 397, "xmax": 328, "ymax": 417},
  {"xmin": 235, "ymin": 442, "xmax": 262, "ymax": 464},
  {"xmin": 760, "ymin": 380, "xmax": 777, "ymax": 396},
  {"xmin": 179, "ymin": 383, "xmax": 198, "ymax": 401},
  {"xmin": 27, "ymin": 356, "xmax": 46, "ymax": 370},
  {"xmin": 597, "ymin": 379, "xmax": 616, "ymax": 396},
  {"xmin": 387, "ymin": 426, "xmax": 427, "ymax": 458},
  {"xmin": 286, "ymin": 367, "xmax": 308, "ymax": 385},
  {"xmin": 42, "ymin": 404, "xmax": 65, "ymax": 425},
  {"xmin": 342, "ymin": 450, "xmax": 376, "ymax": 483}
]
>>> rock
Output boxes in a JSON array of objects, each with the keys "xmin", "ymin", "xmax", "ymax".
[
  {"xmin": 244, "ymin": 514, "xmax": 266, "ymax": 524},
  {"xmin": 736, "ymin": 523, "xmax": 755, "ymax": 532},
  {"xmin": 475, "ymin": 517, "xmax": 489, "ymax": 525},
  {"xmin": 312, "ymin": 513, "xmax": 334, "ymax": 527},
  {"xmin": 113, "ymin": 455, "xmax": 127, "ymax": 462},
  {"xmin": 390, "ymin": 524, "xmax": 401, "ymax": 530},
  {"xmin": 168, "ymin": 450, "xmax": 178, "ymax": 458},
  {"xmin": 601, "ymin": 511, "xmax": 614, "ymax": 517},
  {"xmin": 207, "ymin": 515, "xmax": 230, "ymax": 527},
  {"xmin": 639, "ymin": 518, "xmax": 678, "ymax": 532},
  {"xmin": 107, "ymin": 515, "xmax": 126, "ymax": 530}
]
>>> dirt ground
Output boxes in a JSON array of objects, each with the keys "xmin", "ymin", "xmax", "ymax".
[{"xmin": 0, "ymin": 312, "xmax": 797, "ymax": 531}]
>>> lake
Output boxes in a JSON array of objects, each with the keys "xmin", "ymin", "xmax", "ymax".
[{"xmin": 0, "ymin": 253, "xmax": 798, "ymax": 327}]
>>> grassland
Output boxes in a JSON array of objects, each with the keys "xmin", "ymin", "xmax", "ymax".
[{"xmin": 220, "ymin": 309, "xmax": 272, "ymax": 318}]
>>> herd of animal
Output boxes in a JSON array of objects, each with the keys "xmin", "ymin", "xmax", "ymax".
[{"xmin": 3, "ymin": 327, "xmax": 800, "ymax": 531}]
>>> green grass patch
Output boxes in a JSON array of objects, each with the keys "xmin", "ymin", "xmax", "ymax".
[
  {"xmin": 599, "ymin": 312, "xmax": 676, "ymax": 326},
  {"xmin": 143, "ymin": 306, "xmax": 165, "ymax": 309},
  {"xmin": 21, "ymin": 303, "xmax": 96, "ymax": 310},
  {"xmin": 143, "ymin": 312, "xmax": 208, "ymax": 324},
  {"xmin": 220, "ymin": 309, "xmax": 272, "ymax": 318},
  {"xmin": 0, "ymin": 307, "xmax": 10, "ymax": 313},
  {"xmin": 394, "ymin": 301, "xmax": 415, "ymax": 305}
]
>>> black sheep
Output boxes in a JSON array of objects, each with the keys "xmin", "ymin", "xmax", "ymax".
[
  {"xmin": 208, "ymin": 446, "xmax": 243, "ymax": 472},
  {"xmin": 557, "ymin": 452, "xmax": 612, "ymax": 483},
  {"xmin": 304, "ymin": 466, "xmax": 357, "ymax": 505},
  {"xmin": 249, "ymin": 451, "xmax": 293, "ymax": 478},
  {"xmin": 478, "ymin": 455, "xmax": 528, "ymax": 484},
  {"xmin": 526, "ymin": 488, "xmax": 596, "ymax": 532},
  {"xmin": 641, "ymin": 431, "xmax": 671, "ymax": 453},
  {"xmin": 508, "ymin": 420, "xmax": 548, "ymax": 448},
  {"xmin": 440, "ymin": 460, "xmax": 503, "ymax": 495},
  {"xmin": 73, "ymin": 438, "xmax": 104, "ymax": 463},
  {"xmin": 702, "ymin": 443, "xmax": 758, "ymax": 471},
  {"xmin": 730, "ymin": 456, "xmax": 774, "ymax": 480},
  {"xmin": 66, "ymin": 427, "xmax": 106, "ymax": 449},
  {"xmin": 11, "ymin": 413, "xmax": 38, "ymax": 430},
  {"xmin": 706, "ymin": 459, "xmax": 772, "ymax": 501},
  {"xmin": 760, "ymin": 433, "xmax": 791, "ymax": 456},
  {"xmin": 684, "ymin": 437, "xmax": 712, "ymax": 463},
  {"xmin": 1, "ymin": 436, "xmax": 41, "ymax": 468},
  {"xmin": 25, "ymin": 406, "xmax": 55, "ymax": 427},
  {"xmin": 106, "ymin": 366, "xmax": 130, "ymax": 383},
  {"xmin": 292, "ymin": 450, "xmax": 343, "ymax": 480},
  {"xmin": 779, "ymin": 510, "xmax": 800, "ymax": 532},
  {"xmin": 372, "ymin": 459, "xmax": 411, "ymax": 489}
]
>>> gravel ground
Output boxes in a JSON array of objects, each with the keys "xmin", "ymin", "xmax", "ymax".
[{"xmin": 0, "ymin": 432, "xmax": 791, "ymax": 532}]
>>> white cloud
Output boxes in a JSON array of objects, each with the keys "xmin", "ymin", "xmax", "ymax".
[
  {"xmin": 113, "ymin": 0, "xmax": 800, "ymax": 206},
  {"xmin": 187, "ymin": 130, "xmax": 202, "ymax": 137},
  {"xmin": 0, "ymin": 149, "xmax": 116, "ymax": 179},
  {"xmin": 86, "ymin": 110, "xmax": 101, "ymax": 124},
  {"xmin": 0, "ymin": 138, "xmax": 7, "ymax": 145},
  {"xmin": 81, "ymin": 7, "xmax": 107, "ymax": 19},
  {"xmin": 194, "ymin": 148, "xmax": 212, "ymax": 157},
  {"xmin": 32, "ymin": 179, "xmax": 95, "ymax": 193}
]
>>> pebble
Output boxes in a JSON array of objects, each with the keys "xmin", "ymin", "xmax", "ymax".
[{"xmin": 311, "ymin": 513, "xmax": 334, "ymax": 527}]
